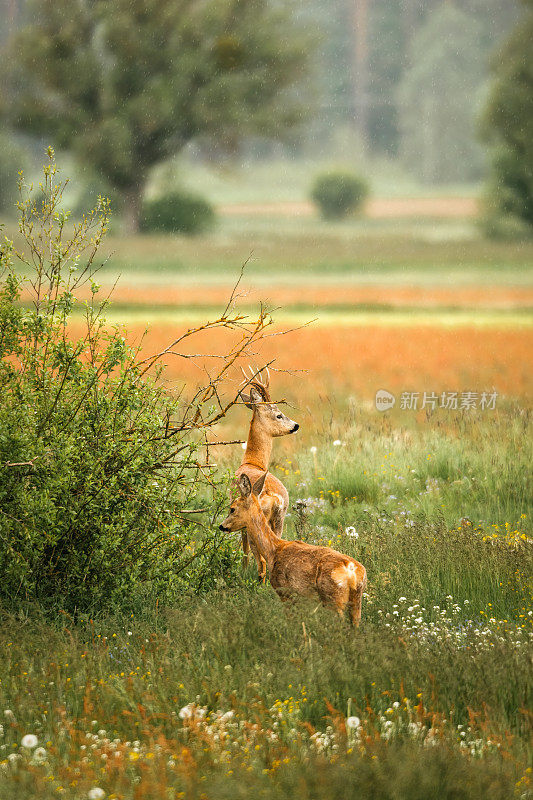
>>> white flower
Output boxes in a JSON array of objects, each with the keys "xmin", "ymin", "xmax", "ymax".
[
  {"xmin": 88, "ymin": 789, "xmax": 106, "ymax": 800},
  {"xmin": 33, "ymin": 747, "xmax": 47, "ymax": 762},
  {"xmin": 346, "ymin": 716, "xmax": 360, "ymax": 729},
  {"xmin": 333, "ymin": 440, "xmax": 342, "ymax": 447},
  {"xmin": 179, "ymin": 704, "xmax": 193, "ymax": 720},
  {"xmin": 3, "ymin": 710, "xmax": 15, "ymax": 720},
  {"xmin": 21, "ymin": 734, "xmax": 38, "ymax": 750},
  {"xmin": 345, "ymin": 526, "xmax": 359, "ymax": 538},
  {"xmin": 310, "ymin": 446, "xmax": 317, "ymax": 454}
]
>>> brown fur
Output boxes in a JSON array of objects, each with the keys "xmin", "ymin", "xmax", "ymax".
[
  {"xmin": 235, "ymin": 378, "xmax": 298, "ymax": 579},
  {"xmin": 220, "ymin": 474, "xmax": 367, "ymax": 624}
]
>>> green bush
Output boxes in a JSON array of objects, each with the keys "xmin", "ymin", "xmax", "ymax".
[
  {"xmin": 481, "ymin": 146, "xmax": 533, "ymax": 239},
  {"xmin": 311, "ymin": 171, "xmax": 369, "ymax": 220},
  {"xmin": 142, "ymin": 190, "xmax": 216, "ymax": 234},
  {"xmin": 0, "ymin": 151, "xmax": 266, "ymax": 614}
]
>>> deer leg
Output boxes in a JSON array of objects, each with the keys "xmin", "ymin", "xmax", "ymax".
[
  {"xmin": 258, "ymin": 555, "xmax": 267, "ymax": 583},
  {"xmin": 348, "ymin": 583, "xmax": 363, "ymax": 626}
]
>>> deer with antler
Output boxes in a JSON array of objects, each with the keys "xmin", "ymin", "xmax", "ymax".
[
  {"xmin": 235, "ymin": 366, "xmax": 299, "ymax": 580},
  {"xmin": 220, "ymin": 473, "xmax": 367, "ymax": 624}
]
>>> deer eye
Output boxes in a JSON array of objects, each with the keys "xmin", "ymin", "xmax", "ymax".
[{"xmin": 276, "ymin": 414, "xmax": 283, "ymax": 419}]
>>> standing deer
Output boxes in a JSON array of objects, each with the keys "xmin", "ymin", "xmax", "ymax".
[
  {"xmin": 220, "ymin": 473, "xmax": 367, "ymax": 625},
  {"xmin": 235, "ymin": 368, "xmax": 299, "ymax": 580}
]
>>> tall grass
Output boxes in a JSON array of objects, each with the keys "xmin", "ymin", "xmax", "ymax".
[{"xmin": 0, "ymin": 401, "xmax": 531, "ymax": 798}]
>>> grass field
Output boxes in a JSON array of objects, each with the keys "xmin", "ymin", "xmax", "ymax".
[{"xmin": 2, "ymin": 212, "xmax": 532, "ymax": 798}]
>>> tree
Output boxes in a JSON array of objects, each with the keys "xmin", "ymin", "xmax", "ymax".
[
  {"xmin": 482, "ymin": 0, "xmax": 533, "ymax": 230},
  {"xmin": 6, "ymin": 0, "xmax": 311, "ymax": 232},
  {"xmin": 397, "ymin": 4, "xmax": 486, "ymax": 184}
]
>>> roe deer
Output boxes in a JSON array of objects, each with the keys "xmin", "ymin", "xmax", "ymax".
[
  {"xmin": 235, "ymin": 368, "xmax": 299, "ymax": 580},
  {"xmin": 220, "ymin": 473, "xmax": 367, "ymax": 625}
]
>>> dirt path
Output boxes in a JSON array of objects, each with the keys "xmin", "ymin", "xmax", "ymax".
[{"xmin": 218, "ymin": 197, "xmax": 478, "ymax": 218}]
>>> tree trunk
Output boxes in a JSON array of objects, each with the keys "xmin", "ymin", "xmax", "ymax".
[{"xmin": 122, "ymin": 185, "xmax": 143, "ymax": 235}]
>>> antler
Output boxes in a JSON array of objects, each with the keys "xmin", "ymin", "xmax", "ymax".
[
  {"xmin": 238, "ymin": 363, "xmax": 271, "ymax": 402},
  {"xmin": 251, "ymin": 363, "xmax": 270, "ymax": 390},
  {"xmin": 239, "ymin": 363, "xmax": 270, "ymax": 389}
]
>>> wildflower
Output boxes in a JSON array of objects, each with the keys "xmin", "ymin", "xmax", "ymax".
[
  {"xmin": 21, "ymin": 734, "xmax": 38, "ymax": 750},
  {"xmin": 33, "ymin": 747, "xmax": 47, "ymax": 762},
  {"xmin": 3, "ymin": 710, "xmax": 15, "ymax": 721},
  {"xmin": 333, "ymin": 440, "xmax": 343, "ymax": 447},
  {"xmin": 88, "ymin": 789, "xmax": 106, "ymax": 800},
  {"xmin": 345, "ymin": 526, "xmax": 359, "ymax": 538},
  {"xmin": 346, "ymin": 716, "xmax": 360, "ymax": 729},
  {"xmin": 310, "ymin": 446, "xmax": 317, "ymax": 454},
  {"xmin": 179, "ymin": 704, "xmax": 194, "ymax": 720}
]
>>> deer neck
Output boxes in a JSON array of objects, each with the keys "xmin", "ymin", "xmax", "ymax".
[
  {"xmin": 246, "ymin": 503, "xmax": 279, "ymax": 572},
  {"xmin": 242, "ymin": 413, "xmax": 272, "ymax": 471}
]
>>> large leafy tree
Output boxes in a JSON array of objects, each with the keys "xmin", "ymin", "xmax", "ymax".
[
  {"xmin": 6, "ymin": 0, "xmax": 311, "ymax": 231},
  {"xmin": 482, "ymin": 0, "xmax": 533, "ymax": 229}
]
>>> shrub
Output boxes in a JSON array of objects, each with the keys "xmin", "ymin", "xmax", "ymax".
[
  {"xmin": 480, "ymin": 146, "xmax": 533, "ymax": 239},
  {"xmin": 311, "ymin": 171, "xmax": 369, "ymax": 220},
  {"xmin": 142, "ymin": 190, "xmax": 215, "ymax": 234},
  {"xmin": 0, "ymin": 149, "xmax": 271, "ymax": 614}
]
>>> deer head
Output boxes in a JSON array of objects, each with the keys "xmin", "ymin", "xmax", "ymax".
[
  {"xmin": 219, "ymin": 473, "xmax": 266, "ymax": 532},
  {"xmin": 239, "ymin": 367, "xmax": 299, "ymax": 437}
]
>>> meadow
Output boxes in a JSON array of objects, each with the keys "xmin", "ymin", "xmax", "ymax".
[{"xmin": 1, "ymin": 203, "xmax": 532, "ymax": 799}]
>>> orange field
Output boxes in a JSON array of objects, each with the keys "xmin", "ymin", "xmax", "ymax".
[
  {"xmin": 67, "ymin": 321, "xmax": 531, "ymax": 405},
  {"xmin": 57, "ymin": 283, "xmax": 533, "ymax": 309}
]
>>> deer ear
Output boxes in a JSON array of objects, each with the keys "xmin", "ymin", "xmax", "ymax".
[
  {"xmin": 239, "ymin": 391, "xmax": 254, "ymax": 410},
  {"xmin": 249, "ymin": 385, "xmax": 263, "ymax": 406},
  {"xmin": 252, "ymin": 472, "xmax": 267, "ymax": 496},
  {"xmin": 238, "ymin": 473, "xmax": 252, "ymax": 498}
]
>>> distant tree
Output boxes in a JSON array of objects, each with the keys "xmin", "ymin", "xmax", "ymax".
[
  {"xmin": 362, "ymin": 0, "xmax": 519, "ymax": 158},
  {"xmin": 482, "ymin": 0, "xmax": 533, "ymax": 229},
  {"xmin": 397, "ymin": 4, "xmax": 486, "ymax": 184},
  {"xmin": 6, "ymin": 0, "xmax": 311, "ymax": 231}
]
